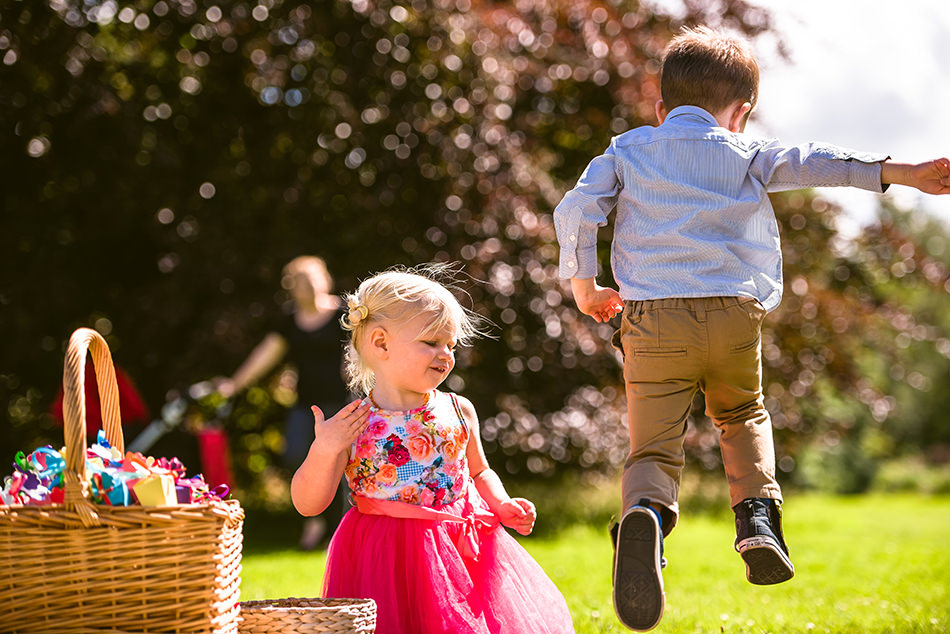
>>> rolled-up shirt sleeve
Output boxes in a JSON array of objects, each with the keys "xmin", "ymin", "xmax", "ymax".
[
  {"xmin": 553, "ymin": 146, "xmax": 620, "ymax": 279},
  {"xmin": 751, "ymin": 141, "xmax": 890, "ymax": 193}
]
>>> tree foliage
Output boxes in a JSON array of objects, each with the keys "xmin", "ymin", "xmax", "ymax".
[{"xmin": 2, "ymin": 0, "xmax": 947, "ymax": 497}]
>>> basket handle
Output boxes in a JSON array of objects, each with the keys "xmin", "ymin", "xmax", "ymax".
[{"xmin": 61, "ymin": 328, "xmax": 125, "ymax": 527}]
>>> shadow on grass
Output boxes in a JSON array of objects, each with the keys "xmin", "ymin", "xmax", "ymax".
[
  {"xmin": 513, "ymin": 469, "xmax": 738, "ymax": 538},
  {"xmin": 239, "ymin": 468, "xmax": 746, "ymax": 554},
  {"xmin": 242, "ymin": 507, "xmax": 312, "ymax": 554}
]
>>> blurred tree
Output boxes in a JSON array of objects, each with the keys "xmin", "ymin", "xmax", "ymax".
[{"xmin": 2, "ymin": 0, "xmax": 947, "ymax": 497}]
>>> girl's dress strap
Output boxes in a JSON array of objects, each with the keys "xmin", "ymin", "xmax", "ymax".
[{"xmin": 448, "ymin": 392, "xmax": 466, "ymax": 429}]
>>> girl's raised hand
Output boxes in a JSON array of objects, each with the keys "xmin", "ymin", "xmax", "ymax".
[
  {"xmin": 311, "ymin": 399, "xmax": 371, "ymax": 455},
  {"xmin": 497, "ymin": 497, "xmax": 537, "ymax": 536}
]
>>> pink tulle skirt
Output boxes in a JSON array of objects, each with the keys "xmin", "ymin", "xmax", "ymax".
[{"xmin": 323, "ymin": 486, "xmax": 575, "ymax": 634}]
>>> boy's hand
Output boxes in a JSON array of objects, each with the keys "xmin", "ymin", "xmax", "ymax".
[
  {"xmin": 311, "ymin": 399, "xmax": 371, "ymax": 455},
  {"xmin": 497, "ymin": 497, "xmax": 536, "ymax": 536},
  {"xmin": 882, "ymin": 158, "xmax": 950, "ymax": 195},
  {"xmin": 571, "ymin": 277, "xmax": 624, "ymax": 323}
]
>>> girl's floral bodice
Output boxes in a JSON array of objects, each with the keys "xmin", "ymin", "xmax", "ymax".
[{"xmin": 345, "ymin": 390, "xmax": 470, "ymax": 507}]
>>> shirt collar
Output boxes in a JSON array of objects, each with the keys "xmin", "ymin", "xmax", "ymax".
[{"xmin": 665, "ymin": 105, "xmax": 719, "ymax": 127}]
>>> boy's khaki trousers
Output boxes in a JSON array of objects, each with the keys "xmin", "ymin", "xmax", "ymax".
[{"xmin": 613, "ymin": 296, "xmax": 782, "ymax": 532}]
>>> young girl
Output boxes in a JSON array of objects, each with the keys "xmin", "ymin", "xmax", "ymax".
[{"xmin": 291, "ymin": 266, "xmax": 575, "ymax": 634}]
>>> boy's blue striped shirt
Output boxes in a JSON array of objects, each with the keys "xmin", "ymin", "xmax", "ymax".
[{"xmin": 554, "ymin": 106, "xmax": 888, "ymax": 311}]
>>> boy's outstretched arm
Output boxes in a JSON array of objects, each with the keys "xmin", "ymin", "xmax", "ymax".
[
  {"xmin": 571, "ymin": 277, "xmax": 624, "ymax": 323},
  {"xmin": 881, "ymin": 158, "xmax": 950, "ymax": 195}
]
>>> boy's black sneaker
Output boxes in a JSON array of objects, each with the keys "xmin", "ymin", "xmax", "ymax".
[
  {"xmin": 733, "ymin": 497, "xmax": 794, "ymax": 585},
  {"xmin": 612, "ymin": 500, "xmax": 665, "ymax": 631}
]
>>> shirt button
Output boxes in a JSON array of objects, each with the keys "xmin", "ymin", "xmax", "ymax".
[
  {"xmin": 567, "ymin": 261, "xmax": 575, "ymax": 268},
  {"xmin": 569, "ymin": 234, "xmax": 576, "ymax": 242}
]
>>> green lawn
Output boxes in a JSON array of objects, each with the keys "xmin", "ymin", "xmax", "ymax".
[{"xmin": 241, "ymin": 494, "xmax": 950, "ymax": 633}]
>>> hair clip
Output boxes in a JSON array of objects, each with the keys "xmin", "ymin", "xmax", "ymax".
[{"xmin": 347, "ymin": 298, "xmax": 369, "ymax": 326}]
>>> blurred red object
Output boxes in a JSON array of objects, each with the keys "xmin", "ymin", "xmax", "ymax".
[
  {"xmin": 50, "ymin": 359, "xmax": 150, "ymax": 435},
  {"xmin": 196, "ymin": 427, "xmax": 234, "ymax": 489}
]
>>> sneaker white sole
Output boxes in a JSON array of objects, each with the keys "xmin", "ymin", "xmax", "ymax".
[
  {"xmin": 736, "ymin": 535, "xmax": 795, "ymax": 585},
  {"xmin": 613, "ymin": 508, "xmax": 664, "ymax": 631}
]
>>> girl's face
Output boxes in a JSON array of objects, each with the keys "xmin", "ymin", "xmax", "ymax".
[{"xmin": 377, "ymin": 312, "xmax": 457, "ymax": 396}]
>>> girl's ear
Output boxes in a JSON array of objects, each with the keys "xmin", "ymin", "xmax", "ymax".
[{"xmin": 368, "ymin": 326, "xmax": 389, "ymax": 359}]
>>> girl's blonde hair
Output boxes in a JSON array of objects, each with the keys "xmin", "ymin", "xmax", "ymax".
[{"xmin": 340, "ymin": 264, "xmax": 485, "ymax": 395}]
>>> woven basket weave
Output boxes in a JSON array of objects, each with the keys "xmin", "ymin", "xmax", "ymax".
[
  {"xmin": 239, "ymin": 598, "xmax": 377, "ymax": 633},
  {"xmin": 0, "ymin": 328, "xmax": 245, "ymax": 634}
]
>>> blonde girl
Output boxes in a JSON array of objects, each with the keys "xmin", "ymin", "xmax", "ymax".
[{"xmin": 291, "ymin": 265, "xmax": 574, "ymax": 634}]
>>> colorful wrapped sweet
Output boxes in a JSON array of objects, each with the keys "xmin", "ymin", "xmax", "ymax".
[{"xmin": 1, "ymin": 431, "xmax": 228, "ymax": 508}]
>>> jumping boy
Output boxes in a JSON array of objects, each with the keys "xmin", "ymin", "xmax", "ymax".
[{"xmin": 553, "ymin": 25, "xmax": 950, "ymax": 632}]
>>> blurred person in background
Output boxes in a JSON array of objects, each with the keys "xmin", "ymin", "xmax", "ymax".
[{"xmin": 218, "ymin": 255, "xmax": 351, "ymax": 550}]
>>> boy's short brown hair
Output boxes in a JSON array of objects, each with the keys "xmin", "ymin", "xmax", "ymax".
[{"xmin": 660, "ymin": 26, "xmax": 759, "ymax": 114}]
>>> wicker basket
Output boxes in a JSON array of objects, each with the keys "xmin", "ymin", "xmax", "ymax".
[
  {"xmin": 238, "ymin": 598, "xmax": 377, "ymax": 634},
  {"xmin": 0, "ymin": 328, "xmax": 245, "ymax": 634}
]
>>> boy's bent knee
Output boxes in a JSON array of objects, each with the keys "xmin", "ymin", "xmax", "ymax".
[{"xmin": 710, "ymin": 400, "xmax": 769, "ymax": 429}]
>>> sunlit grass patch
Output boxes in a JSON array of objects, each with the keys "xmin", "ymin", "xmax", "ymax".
[{"xmin": 240, "ymin": 493, "xmax": 950, "ymax": 633}]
